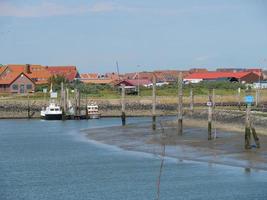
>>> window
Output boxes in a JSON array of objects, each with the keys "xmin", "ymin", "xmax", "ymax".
[
  {"xmin": 50, "ymin": 109, "xmax": 55, "ymax": 111},
  {"xmin": 12, "ymin": 84, "xmax": 18, "ymax": 90},
  {"xmin": 26, "ymin": 84, "xmax": 32, "ymax": 90}
]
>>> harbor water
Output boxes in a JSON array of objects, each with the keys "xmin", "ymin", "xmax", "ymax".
[{"xmin": 0, "ymin": 118, "xmax": 267, "ymax": 200}]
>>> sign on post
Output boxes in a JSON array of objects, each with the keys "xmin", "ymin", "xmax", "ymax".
[
  {"xmin": 50, "ymin": 92, "xmax": 58, "ymax": 99},
  {"xmin": 245, "ymin": 95, "xmax": 254, "ymax": 105}
]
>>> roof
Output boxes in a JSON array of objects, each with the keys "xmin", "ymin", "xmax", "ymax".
[
  {"xmin": 185, "ymin": 71, "xmax": 255, "ymax": 80},
  {"xmin": 80, "ymin": 73, "xmax": 99, "ymax": 79},
  {"xmin": 117, "ymin": 79, "xmax": 152, "ymax": 86},
  {"xmin": 81, "ymin": 79, "xmax": 114, "ymax": 84},
  {"xmin": 0, "ymin": 72, "xmax": 34, "ymax": 85},
  {"xmin": 47, "ymin": 66, "xmax": 78, "ymax": 81}
]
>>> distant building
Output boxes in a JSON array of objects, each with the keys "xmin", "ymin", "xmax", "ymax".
[
  {"xmin": 79, "ymin": 72, "xmax": 118, "ymax": 85},
  {"xmin": 0, "ymin": 72, "xmax": 35, "ymax": 94},
  {"xmin": 46, "ymin": 66, "xmax": 80, "ymax": 82},
  {"xmin": 184, "ymin": 71, "xmax": 260, "ymax": 84}
]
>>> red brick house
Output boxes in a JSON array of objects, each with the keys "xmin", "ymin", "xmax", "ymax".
[{"xmin": 0, "ymin": 72, "xmax": 35, "ymax": 94}]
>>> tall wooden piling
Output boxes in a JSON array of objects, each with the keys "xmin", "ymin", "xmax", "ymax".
[
  {"xmin": 190, "ymin": 87, "xmax": 194, "ymax": 115},
  {"xmin": 60, "ymin": 82, "xmax": 66, "ymax": 120},
  {"xmin": 85, "ymin": 94, "xmax": 89, "ymax": 119},
  {"xmin": 238, "ymin": 88, "xmax": 241, "ymax": 110},
  {"xmin": 212, "ymin": 89, "xmax": 216, "ymax": 109},
  {"xmin": 177, "ymin": 72, "xmax": 183, "ymax": 135},
  {"xmin": 121, "ymin": 84, "xmax": 126, "ymax": 126},
  {"xmin": 152, "ymin": 74, "xmax": 156, "ymax": 130},
  {"xmin": 245, "ymin": 104, "xmax": 252, "ymax": 149},
  {"xmin": 77, "ymin": 89, "xmax": 81, "ymax": 117},
  {"xmin": 208, "ymin": 89, "xmax": 213, "ymax": 140},
  {"xmin": 255, "ymin": 89, "xmax": 260, "ymax": 107},
  {"xmin": 27, "ymin": 94, "xmax": 30, "ymax": 119},
  {"xmin": 74, "ymin": 88, "xmax": 78, "ymax": 117}
]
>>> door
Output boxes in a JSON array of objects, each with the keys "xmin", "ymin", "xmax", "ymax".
[{"xmin": 20, "ymin": 84, "xmax": 25, "ymax": 94}]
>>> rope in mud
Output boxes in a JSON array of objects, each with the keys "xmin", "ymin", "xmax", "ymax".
[{"xmin": 155, "ymin": 121, "xmax": 166, "ymax": 200}]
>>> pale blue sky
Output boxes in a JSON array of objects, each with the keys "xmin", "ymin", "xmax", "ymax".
[{"xmin": 0, "ymin": 0, "xmax": 267, "ymax": 73}]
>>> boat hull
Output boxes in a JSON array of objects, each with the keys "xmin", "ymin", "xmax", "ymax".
[
  {"xmin": 89, "ymin": 114, "xmax": 101, "ymax": 119},
  {"xmin": 41, "ymin": 114, "xmax": 63, "ymax": 120}
]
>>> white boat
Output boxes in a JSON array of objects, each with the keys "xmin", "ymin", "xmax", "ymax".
[
  {"xmin": 87, "ymin": 103, "xmax": 101, "ymax": 119},
  {"xmin": 41, "ymin": 102, "xmax": 63, "ymax": 120}
]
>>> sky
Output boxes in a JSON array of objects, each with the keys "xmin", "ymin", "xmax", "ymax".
[{"xmin": 0, "ymin": 0, "xmax": 267, "ymax": 73}]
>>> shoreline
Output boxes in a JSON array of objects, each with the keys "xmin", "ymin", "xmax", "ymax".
[{"xmin": 83, "ymin": 119, "xmax": 267, "ymax": 171}]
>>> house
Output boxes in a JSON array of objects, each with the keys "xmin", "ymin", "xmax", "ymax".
[
  {"xmin": 184, "ymin": 71, "xmax": 261, "ymax": 84},
  {"xmin": 46, "ymin": 66, "xmax": 80, "ymax": 82},
  {"xmin": 0, "ymin": 72, "xmax": 35, "ymax": 94},
  {"xmin": 116, "ymin": 79, "xmax": 152, "ymax": 88},
  {"xmin": 79, "ymin": 73, "xmax": 115, "ymax": 85},
  {"xmin": 4, "ymin": 64, "xmax": 51, "ymax": 85}
]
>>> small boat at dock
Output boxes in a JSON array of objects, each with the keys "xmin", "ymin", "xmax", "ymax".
[
  {"xmin": 87, "ymin": 103, "xmax": 101, "ymax": 119},
  {"xmin": 41, "ymin": 102, "xmax": 63, "ymax": 120}
]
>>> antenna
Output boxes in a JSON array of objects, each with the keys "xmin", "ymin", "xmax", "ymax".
[{"xmin": 116, "ymin": 61, "xmax": 120, "ymax": 81}]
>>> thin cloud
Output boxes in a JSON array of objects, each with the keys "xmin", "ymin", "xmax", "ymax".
[
  {"xmin": 0, "ymin": 1, "xmax": 118, "ymax": 17},
  {"xmin": 0, "ymin": 1, "xmax": 241, "ymax": 18}
]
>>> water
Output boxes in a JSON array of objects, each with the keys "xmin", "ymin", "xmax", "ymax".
[{"xmin": 0, "ymin": 118, "xmax": 267, "ymax": 200}]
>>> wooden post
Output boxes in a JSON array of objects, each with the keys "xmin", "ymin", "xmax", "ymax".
[
  {"xmin": 244, "ymin": 102, "xmax": 260, "ymax": 149},
  {"xmin": 177, "ymin": 72, "xmax": 183, "ymax": 135},
  {"xmin": 255, "ymin": 89, "xmax": 260, "ymax": 107},
  {"xmin": 74, "ymin": 88, "xmax": 78, "ymax": 117},
  {"xmin": 85, "ymin": 94, "xmax": 89, "ymax": 120},
  {"xmin": 121, "ymin": 84, "xmax": 126, "ymax": 126},
  {"xmin": 77, "ymin": 89, "xmax": 81, "ymax": 117},
  {"xmin": 208, "ymin": 89, "xmax": 213, "ymax": 140},
  {"xmin": 27, "ymin": 94, "xmax": 30, "ymax": 119},
  {"xmin": 152, "ymin": 74, "xmax": 156, "ymax": 130},
  {"xmin": 238, "ymin": 87, "xmax": 241, "ymax": 110},
  {"xmin": 212, "ymin": 89, "xmax": 216, "ymax": 109},
  {"xmin": 245, "ymin": 104, "xmax": 252, "ymax": 149},
  {"xmin": 61, "ymin": 82, "xmax": 65, "ymax": 120},
  {"xmin": 190, "ymin": 87, "xmax": 194, "ymax": 115}
]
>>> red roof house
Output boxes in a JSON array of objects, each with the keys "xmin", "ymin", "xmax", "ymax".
[{"xmin": 184, "ymin": 71, "xmax": 260, "ymax": 84}]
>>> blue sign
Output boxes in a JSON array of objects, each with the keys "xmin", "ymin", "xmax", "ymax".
[{"xmin": 245, "ymin": 96, "xmax": 254, "ymax": 104}]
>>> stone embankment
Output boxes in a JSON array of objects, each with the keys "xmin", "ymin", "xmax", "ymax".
[{"xmin": 1, "ymin": 99, "xmax": 267, "ymax": 131}]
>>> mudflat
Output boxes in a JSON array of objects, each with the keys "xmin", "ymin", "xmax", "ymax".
[{"xmin": 84, "ymin": 118, "xmax": 267, "ymax": 171}]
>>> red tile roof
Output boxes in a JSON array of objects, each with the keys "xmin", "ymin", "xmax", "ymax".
[
  {"xmin": 185, "ymin": 71, "xmax": 254, "ymax": 80},
  {"xmin": 80, "ymin": 73, "xmax": 99, "ymax": 79},
  {"xmin": 0, "ymin": 72, "xmax": 33, "ymax": 85},
  {"xmin": 47, "ymin": 66, "xmax": 78, "ymax": 81}
]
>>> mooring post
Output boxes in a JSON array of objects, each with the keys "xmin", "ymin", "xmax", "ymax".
[
  {"xmin": 78, "ymin": 89, "xmax": 81, "ymax": 118},
  {"xmin": 74, "ymin": 88, "xmax": 78, "ymax": 117},
  {"xmin": 238, "ymin": 87, "xmax": 241, "ymax": 110},
  {"xmin": 212, "ymin": 88, "xmax": 216, "ymax": 109},
  {"xmin": 85, "ymin": 94, "xmax": 89, "ymax": 120},
  {"xmin": 245, "ymin": 104, "xmax": 252, "ymax": 149},
  {"xmin": 208, "ymin": 89, "xmax": 213, "ymax": 140},
  {"xmin": 177, "ymin": 72, "xmax": 183, "ymax": 135},
  {"xmin": 60, "ymin": 82, "xmax": 65, "ymax": 120},
  {"xmin": 255, "ymin": 89, "xmax": 260, "ymax": 107},
  {"xmin": 27, "ymin": 94, "xmax": 30, "ymax": 119},
  {"xmin": 152, "ymin": 74, "xmax": 157, "ymax": 130},
  {"xmin": 190, "ymin": 87, "xmax": 194, "ymax": 115},
  {"xmin": 121, "ymin": 84, "xmax": 126, "ymax": 126}
]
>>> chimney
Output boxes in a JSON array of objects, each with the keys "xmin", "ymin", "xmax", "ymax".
[{"xmin": 25, "ymin": 64, "xmax": 31, "ymax": 74}]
